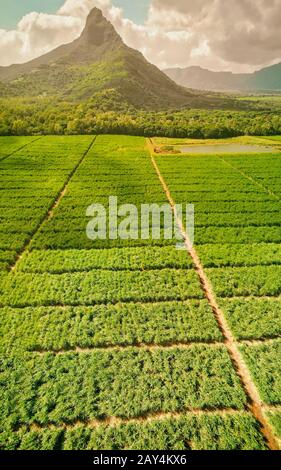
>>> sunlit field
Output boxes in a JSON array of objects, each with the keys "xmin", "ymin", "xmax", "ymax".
[{"xmin": 0, "ymin": 135, "xmax": 280, "ymax": 450}]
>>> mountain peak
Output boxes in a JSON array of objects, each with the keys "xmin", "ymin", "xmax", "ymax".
[
  {"xmin": 0, "ymin": 6, "xmax": 201, "ymax": 109},
  {"xmin": 79, "ymin": 7, "xmax": 123, "ymax": 48},
  {"xmin": 87, "ymin": 6, "xmax": 104, "ymax": 19}
]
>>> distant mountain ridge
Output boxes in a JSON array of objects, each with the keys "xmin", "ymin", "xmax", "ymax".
[
  {"xmin": 164, "ymin": 63, "xmax": 281, "ymax": 92},
  {"xmin": 0, "ymin": 8, "xmax": 221, "ymax": 110}
]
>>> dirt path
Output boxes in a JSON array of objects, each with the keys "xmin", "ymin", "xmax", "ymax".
[
  {"xmin": 31, "ymin": 341, "xmax": 224, "ymax": 355},
  {"xmin": 19, "ymin": 408, "xmax": 250, "ymax": 434},
  {"xmin": 147, "ymin": 138, "xmax": 279, "ymax": 451}
]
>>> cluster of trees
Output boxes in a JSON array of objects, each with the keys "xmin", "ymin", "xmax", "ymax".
[{"xmin": 1, "ymin": 94, "xmax": 281, "ymax": 138}]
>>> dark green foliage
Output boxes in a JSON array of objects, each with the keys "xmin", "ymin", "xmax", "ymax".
[
  {"xmin": 1, "ymin": 99, "xmax": 281, "ymax": 137},
  {"xmin": 240, "ymin": 340, "xmax": 281, "ymax": 405},
  {"xmin": 198, "ymin": 243, "xmax": 281, "ymax": 267},
  {"xmin": 0, "ymin": 348, "xmax": 246, "ymax": 428},
  {"xmin": 30, "ymin": 230, "xmax": 177, "ymax": 250},
  {"xmin": 0, "ymin": 413, "xmax": 266, "ymax": 450},
  {"xmin": 67, "ymin": 414, "xmax": 265, "ymax": 450},
  {"xmin": 220, "ymin": 298, "xmax": 281, "ymax": 340},
  {"xmin": 207, "ymin": 266, "xmax": 281, "ymax": 297},
  {"xmin": 196, "ymin": 226, "xmax": 281, "ymax": 245},
  {"xmin": 0, "ymin": 269, "xmax": 203, "ymax": 308},
  {"xmin": 0, "ymin": 301, "xmax": 222, "ymax": 353},
  {"xmin": 19, "ymin": 247, "xmax": 193, "ymax": 273}
]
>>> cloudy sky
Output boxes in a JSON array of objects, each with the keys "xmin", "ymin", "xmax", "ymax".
[{"xmin": 0, "ymin": 0, "xmax": 281, "ymax": 72}]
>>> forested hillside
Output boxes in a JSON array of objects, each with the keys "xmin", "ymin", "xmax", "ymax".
[{"xmin": 1, "ymin": 95, "xmax": 281, "ymax": 138}]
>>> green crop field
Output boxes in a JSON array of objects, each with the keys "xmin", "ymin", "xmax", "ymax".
[{"xmin": 0, "ymin": 134, "xmax": 280, "ymax": 450}]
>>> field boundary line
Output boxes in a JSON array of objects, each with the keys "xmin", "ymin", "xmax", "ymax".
[
  {"xmin": 148, "ymin": 138, "xmax": 279, "ymax": 451},
  {"xmin": 221, "ymin": 294, "xmax": 281, "ymax": 301},
  {"xmin": 206, "ymin": 294, "xmax": 281, "ymax": 300},
  {"xmin": 15, "ymin": 408, "xmax": 248, "ymax": 434},
  {"xmin": 9, "ymin": 136, "xmax": 97, "ymax": 271},
  {"xmin": 16, "ymin": 260, "xmax": 281, "ymax": 274},
  {"xmin": 265, "ymin": 405, "xmax": 281, "ymax": 413},
  {"xmin": 17, "ymin": 266, "xmax": 195, "ymax": 275},
  {"xmin": 0, "ymin": 298, "xmax": 211, "ymax": 310},
  {"xmin": 0, "ymin": 136, "xmax": 43, "ymax": 163},
  {"xmin": 205, "ymin": 263, "xmax": 281, "ymax": 271},
  {"xmin": 217, "ymin": 155, "xmax": 281, "ymax": 202},
  {"xmin": 28, "ymin": 335, "xmax": 281, "ymax": 356},
  {"xmin": 202, "ymin": 261, "xmax": 281, "ymax": 268},
  {"xmin": 2, "ymin": 295, "xmax": 281, "ymax": 310},
  {"xmin": 30, "ymin": 341, "xmax": 225, "ymax": 355},
  {"xmin": 238, "ymin": 337, "xmax": 281, "ymax": 347},
  {"xmin": 0, "ymin": 295, "xmax": 205, "ymax": 309}
]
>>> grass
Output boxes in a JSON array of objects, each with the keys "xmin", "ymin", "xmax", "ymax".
[
  {"xmin": 17, "ymin": 247, "xmax": 193, "ymax": 273},
  {"xmin": 1, "ymin": 413, "xmax": 266, "ymax": 450},
  {"xmin": 0, "ymin": 269, "xmax": 203, "ymax": 308},
  {"xmin": 0, "ymin": 136, "xmax": 93, "ymax": 263},
  {"xmin": 0, "ymin": 136, "xmax": 37, "ymax": 159},
  {"xmin": 266, "ymin": 412, "xmax": 281, "ymax": 446},
  {"xmin": 206, "ymin": 265, "xmax": 281, "ymax": 297},
  {"xmin": 0, "ymin": 347, "xmax": 246, "ymax": 427},
  {"xmin": 240, "ymin": 340, "xmax": 281, "ymax": 405},
  {"xmin": 220, "ymin": 298, "xmax": 281, "ymax": 340},
  {"xmin": 0, "ymin": 301, "xmax": 222, "ymax": 354},
  {"xmin": 198, "ymin": 243, "xmax": 281, "ymax": 267},
  {"xmin": 1, "ymin": 134, "xmax": 280, "ymax": 450},
  {"xmin": 153, "ymin": 135, "xmax": 281, "ymax": 149}
]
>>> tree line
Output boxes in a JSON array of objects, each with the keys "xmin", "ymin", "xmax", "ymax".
[{"xmin": 1, "ymin": 96, "xmax": 281, "ymax": 138}]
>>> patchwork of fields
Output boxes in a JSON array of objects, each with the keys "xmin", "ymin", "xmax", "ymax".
[{"xmin": 0, "ymin": 135, "xmax": 280, "ymax": 450}]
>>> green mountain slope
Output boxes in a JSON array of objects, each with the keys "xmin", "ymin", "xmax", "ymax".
[
  {"xmin": 165, "ymin": 63, "xmax": 281, "ymax": 93},
  {"xmin": 249, "ymin": 63, "xmax": 281, "ymax": 91},
  {"xmin": 0, "ymin": 8, "xmax": 219, "ymax": 110}
]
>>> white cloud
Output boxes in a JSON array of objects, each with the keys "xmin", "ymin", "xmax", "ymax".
[
  {"xmin": 0, "ymin": 29, "xmax": 26, "ymax": 66},
  {"xmin": 148, "ymin": 0, "xmax": 281, "ymax": 71},
  {"xmin": 0, "ymin": 1, "xmax": 109, "ymax": 66},
  {"xmin": 0, "ymin": 0, "xmax": 281, "ymax": 72},
  {"xmin": 17, "ymin": 12, "xmax": 83, "ymax": 59},
  {"xmin": 58, "ymin": 0, "xmax": 111, "ymax": 19}
]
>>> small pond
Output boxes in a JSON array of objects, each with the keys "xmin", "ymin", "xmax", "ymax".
[{"xmin": 180, "ymin": 144, "xmax": 276, "ymax": 154}]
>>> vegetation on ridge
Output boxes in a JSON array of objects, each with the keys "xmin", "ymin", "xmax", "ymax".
[{"xmin": 1, "ymin": 94, "xmax": 281, "ymax": 137}]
